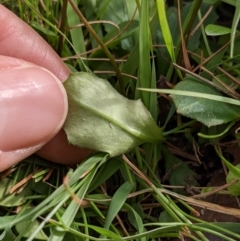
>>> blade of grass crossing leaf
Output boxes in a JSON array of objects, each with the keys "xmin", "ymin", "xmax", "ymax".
[
  {"xmin": 102, "ymin": 182, "xmax": 134, "ymax": 235},
  {"xmin": 230, "ymin": 1, "xmax": 240, "ymax": 58},
  {"xmin": 137, "ymin": 0, "xmax": 151, "ymax": 108},
  {"xmin": 156, "ymin": 0, "xmax": 176, "ymax": 62},
  {"xmin": 138, "ymin": 88, "xmax": 240, "ymax": 106}
]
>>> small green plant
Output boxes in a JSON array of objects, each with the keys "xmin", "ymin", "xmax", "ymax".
[
  {"xmin": 63, "ymin": 72, "xmax": 164, "ymax": 156},
  {"xmin": 1, "ymin": 0, "xmax": 240, "ymax": 240}
]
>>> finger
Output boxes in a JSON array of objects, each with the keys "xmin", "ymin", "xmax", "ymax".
[
  {"xmin": 0, "ymin": 56, "xmax": 67, "ymax": 171},
  {"xmin": 0, "ymin": 4, "xmax": 93, "ymax": 164},
  {"xmin": 36, "ymin": 131, "xmax": 93, "ymax": 164},
  {"xmin": 0, "ymin": 4, "xmax": 70, "ymax": 81}
]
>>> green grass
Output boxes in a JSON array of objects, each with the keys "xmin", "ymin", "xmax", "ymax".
[{"xmin": 1, "ymin": 0, "xmax": 240, "ymax": 240}]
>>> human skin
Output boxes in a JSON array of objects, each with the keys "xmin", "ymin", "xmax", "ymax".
[{"xmin": 0, "ymin": 4, "xmax": 92, "ymax": 171}]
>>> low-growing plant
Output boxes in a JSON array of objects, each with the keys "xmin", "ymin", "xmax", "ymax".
[{"xmin": 1, "ymin": 0, "xmax": 240, "ymax": 240}]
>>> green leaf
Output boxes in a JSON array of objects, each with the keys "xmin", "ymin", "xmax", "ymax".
[
  {"xmin": 162, "ymin": 146, "xmax": 197, "ymax": 193},
  {"xmin": 49, "ymin": 158, "xmax": 106, "ymax": 241},
  {"xmin": 226, "ymin": 163, "xmax": 240, "ymax": 196},
  {"xmin": 89, "ymin": 157, "xmax": 123, "ymax": 192},
  {"xmin": 230, "ymin": 1, "xmax": 240, "ymax": 58},
  {"xmin": 63, "ymin": 72, "xmax": 164, "ymax": 156},
  {"xmin": 213, "ymin": 74, "xmax": 238, "ymax": 90},
  {"xmin": 0, "ymin": 227, "xmax": 15, "ymax": 241},
  {"xmin": 15, "ymin": 220, "xmax": 48, "ymax": 240},
  {"xmin": 159, "ymin": 210, "xmax": 175, "ymax": 223},
  {"xmin": 104, "ymin": 182, "xmax": 134, "ymax": 230},
  {"xmin": 102, "ymin": 20, "xmax": 139, "ymax": 51},
  {"xmin": 138, "ymin": 0, "xmax": 152, "ymax": 108},
  {"xmin": 171, "ymin": 79, "xmax": 240, "ymax": 127},
  {"xmin": 126, "ymin": 203, "xmax": 146, "ymax": 241},
  {"xmin": 101, "ymin": 0, "xmax": 129, "ymax": 33},
  {"xmin": 0, "ymin": 178, "xmax": 32, "ymax": 207},
  {"xmin": 86, "ymin": 225, "xmax": 123, "ymax": 241},
  {"xmin": 32, "ymin": 22, "xmax": 57, "ymax": 37},
  {"xmin": 156, "ymin": 0, "xmax": 175, "ymax": 62},
  {"xmin": 67, "ymin": 0, "xmax": 86, "ymax": 70},
  {"xmin": 205, "ymin": 24, "xmax": 232, "ymax": 36}
]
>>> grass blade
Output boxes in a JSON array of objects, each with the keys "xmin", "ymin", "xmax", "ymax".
[
  {"xmin": 67, "ymin": 0, "xmax": 87, "ymax": 69},
  {"xmin": 156, "ymin": 0, "xmax": 176, "ymax": 62},
  {"xmin": 137, "ymin": 0, "xmax": 151, "ymax": 108},
  {"xmin": 103, "ymin": 182, "xmax": 134, "ymax": 232},
  {"xmin": 230, "ymin": 1, "xmax": 240, "ymax": 58}
]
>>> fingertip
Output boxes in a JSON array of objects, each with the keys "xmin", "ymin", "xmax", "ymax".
[{"xmin": 0, "ymin": 62, "xmax": 68, "ymax": 170}]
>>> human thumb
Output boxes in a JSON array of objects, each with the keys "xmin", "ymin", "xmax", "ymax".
[{"xmin": 0, "ymin": 56, "xmax": 68, "ymax": 171}]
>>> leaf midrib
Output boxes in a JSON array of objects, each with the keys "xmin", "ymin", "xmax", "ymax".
[{"xmin": 73, "ymin": 100, "xmax": 161, "ymax": 143}]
